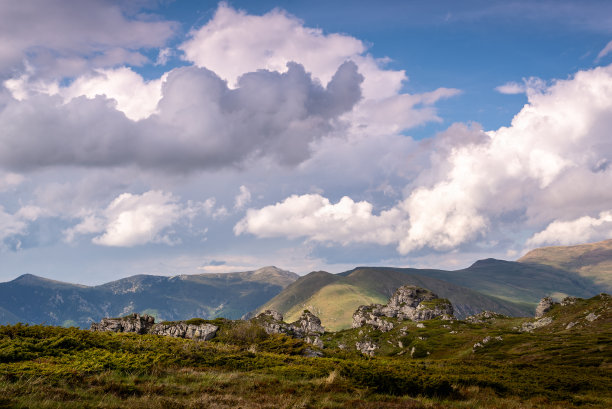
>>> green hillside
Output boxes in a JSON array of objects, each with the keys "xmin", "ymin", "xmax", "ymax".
[
  {"xmin": 0, "ymin": 294, "xmax": 609, "ymax": 408},
  {"xmin": 0, "ymin": 267, "xmax": 298, "ymax": 327},
  {"xmin": 347, "ymin": 258, "xmax": 603, "ymax": 305},
  {"xmin": 259, "ymin": 267, "xmax": 531, "ymax": 331},
  {"xmin": 518, "ymin": 238, "xmax": 612, "ymax": 291}
]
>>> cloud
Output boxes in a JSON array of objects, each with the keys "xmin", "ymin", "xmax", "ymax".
[
  {"xmin": 180, "ymin": 3, "xmax": 402, "ymax": 100},
  {"xmin": 495, "ymin": 77, "xmax": 546, "ymax": 95},
  {"xmin": 0, "ymin": 0, "xmax": 177, "ymax": 78},
  {"xmin": 234, "ymin": 185, "xmax": 251, "ymax": 210},
  {"xmin": 597, "ymin": 40, "xmax": 612, "ymax": 61},
  {"xmin": 526, "ymin": 211, "xmax": 612, "ymax": 247},
  {"xmin": 65, "ymin": 190, "xmax": 197, "ymax": 247},
  {"xmin": 235, "ymin": 194, "xmax": 403, "ymax": 246},
  {"xmin": 57, "ymin": 67, "xmax": 165, "ymax": 121},
  {"xmin": 0, "ymin": 61, "xmax": 362, "ymax": 171},
  {"xmin": 495, "ymin": 82, "xmax": 525, "ymax": 95},
  {"xmin": 0, "ymin": 204, "xmax": 47, "ymax": 248},
  {"xmin": 238, "ymin": 64, "xmax": 612, "ymax": 254},
  {"xmin": 0, "ymin": 172, "xmax": 24, "ymax": 192}
]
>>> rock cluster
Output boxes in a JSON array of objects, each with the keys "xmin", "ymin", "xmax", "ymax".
[
  {"xmin": 560, "ymin": 296, "xmax": 578, "ymax": 306},
  {"xmin": 90, "ymin": 314, "xmax": 218, "ymax": 341},
  {"xmin": 355, "ymin": 340, "xmax": 379, "ymax": 356},
  {"xmin": 352, "ymin": 285, "xmax": 454, "ymax": 332},
  {"xmin": 535, "ymin": 297, "xmax": 558, "ymax": 318},
  {"xmin": 90, "ymin": 313, "xmax": 155, "ymax": 334},
  {"xmin": 150, "ymin": 322, "xmax": 218, "ymax": 341},
  {"xmin": 520, "ymin": 316, "xmax": 553, "ymax": 332},
  {"xmin": 252, "ymin": 309, "xmax": 325, "ymax": 347},
  {"xmin": 465, "ymin": 311, "xmax": 507, "ymax": 324},
  {"xmin": 472, "ymin": 335, "xmax": 503, "ymax": 351}
]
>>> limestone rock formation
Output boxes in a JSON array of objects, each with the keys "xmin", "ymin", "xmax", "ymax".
[
  {"xmin": 352, "ymin": 285, "xmax": 454, "ymax": 331},
  {"xmin": 355, "ymin": 340, "xmax": 378, "ymax": 356},
  {"xmin": 535, "ymin": 297, "xmax": 558, "ymax": 318},
  {"xmin": 150, "ymin": 322, "xmax": 218, "ymax": 341},
  {"xmin": 89, "ymin": 313, "xmax": 155, "ymax": 334},
  {"xmin": 90, "ymin": 314, "xmax": 218, "ymax": 341},
  {"xmin": 561, "ymin": 296, "xmax": 578, "ymax": 306},
  {"xmin": 254, "ymin": 310, "xmax": 293, "ymax": 335},
  {"xmin": 465, "ymin": 311, "xmax": 508, "ymax": 324},
  {"xmin": 385, "ymin": 286, "xmax": 438, "ymax": 319},
  {"xmin": 351, "ymin": 304, "xmax": 394, "ymax": 332},
  {"xmin": 252, "ymin": 309, "xmax": 325, "ymax": 347},
  {"xmin": 520, "ymin": 316, "xmax": 553, "ymax": 332}
]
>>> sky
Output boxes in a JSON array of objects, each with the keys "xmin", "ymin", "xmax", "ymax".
[{"xmin": 1, "ymin": 0, "xmax": 612, "ymax": 284}]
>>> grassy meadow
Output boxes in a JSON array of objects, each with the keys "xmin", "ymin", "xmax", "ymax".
[{"xmin": 0, "ymin": 295, "xmax": 610, "ymax": 408}]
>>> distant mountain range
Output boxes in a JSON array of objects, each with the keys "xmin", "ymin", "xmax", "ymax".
[
  {"xmin": 258, "ymin": 240, "xmax": 611, "ymax": 331},
  {"xmin": 0, "ymin": 267, "xmax": 298, "ymax": 328},
  {"xmin": 518, "ymin": 238, "xmax": 612, "ymax": 291},
  {"xmin": 1, "ymin": 240, "xmax": 610, "ymax": 330}
]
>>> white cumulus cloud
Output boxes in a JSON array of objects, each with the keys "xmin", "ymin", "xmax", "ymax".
[
  {"xmin": 526, "ymin": 211, "xmax": 612, "ymax": 247},
  {"xmin": 65, "ymin": 190, "xmax": 203, "ymax": 247},
  {"xmin": 237, "ymin": 64, "xmax": 612, "ymax": 254},
  {"xmin": 235, "ymin": 194, "xmax": 403, "ymax": 246},
  {"xmin": 180, "ymin": 3, "xmax": 400, "ymax": 100}
]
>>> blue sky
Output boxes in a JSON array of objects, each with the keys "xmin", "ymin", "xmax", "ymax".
[{"xmin": 0, "ymin": 0, "xmax": 612, "ymax": 284}]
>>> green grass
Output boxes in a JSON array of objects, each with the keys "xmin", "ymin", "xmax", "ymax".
[
  {"xmin": 283, "ymin": 283, "xmax": 387, "ymax": 331},
  {"xmin": 0, "ymin": 294, "xmax": 610, "ymax": 408}
]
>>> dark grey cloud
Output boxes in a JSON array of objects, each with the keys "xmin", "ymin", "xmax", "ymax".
[{"xmin": 0, "ymin": 61, "xmax": 363, "ymax": 172}]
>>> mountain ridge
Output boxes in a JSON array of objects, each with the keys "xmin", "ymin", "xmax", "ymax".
[{"xmin": 0, "ymin": 266, "xmax": 298, "ymax": 328}]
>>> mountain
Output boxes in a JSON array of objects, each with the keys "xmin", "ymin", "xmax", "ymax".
[
  {"xmin": 0, "ymin": 267, "xmax": 298, "ymax": 328},
  {"xmin": 259, "ymin": 256, "xmax": 607, "ymax": 331},
  {"xmin": 518, "ymin": 239, "xmax": 612, "ymax": 291},
  {"xmin": 258, "ymin": 267, "xmax": 533, "ymax": 331}
]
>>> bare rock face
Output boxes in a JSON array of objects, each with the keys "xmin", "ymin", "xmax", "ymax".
[
  {"xmin": 355, "ymin": 340, "xmax": 378, "ymax": 357},
  {"xmin": 253, "ymin": 309, "xmax": 294, "ymax": 335},
  {"xmin": 386, "ymin": 286, "xmax": 438, "ymax": 319},
  {"xmin": 150, "ymin": 322, "xmax": 218, "ymax": 341},
  {"xmin": 352, "ymin": 285, "xmax": 454, "ymax": 331},
  {"xmin": 465, "ymin": 311, "xmax": 508, "ymax": 324},
  {"xmin": 535, "ymin": 297, "xmax": 558, "ymax": 318},
  {"xmin": 413, "ymin": 299, "xmax": 454, "ymax": 321},
  {"xmin": 561, "ymin": 296, "xmax": 578, "ymax": 306},
  {"xmin": 520, "ymin": 316, "xmax": 553, "ymax": 332},
  {"xmin": 252, "ymin": 309, "xmax": 325, "ymax": 347},
  {"xmin": 90, "ymin": 314, "xmax": 218, "ymax": 341},
  {"xmin": 90, "ymin": 313, "xmax": 155, "ymax": 334},
  {"xmin": 351, "ymin": 305, "xmax": 394, "ymax": 332},
  {"xmin": 291, "ymin": 310, "xmax": 325, "ymax": 347}
]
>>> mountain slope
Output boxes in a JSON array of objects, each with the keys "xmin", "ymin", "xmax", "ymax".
[
  {"xmin": 259, "ymin": 267, "xmax": 532, "ymax": 331},
  {"xmin": 0, "ymin": 267, "xmax": 298, "ymax": 328},
  {"xmin": 347, "ymin": 259, "xmax": 602, "ymax": 306},
  {"xmin": 518, "ymin": 239, "xmax": 612, "ymax": 291}
]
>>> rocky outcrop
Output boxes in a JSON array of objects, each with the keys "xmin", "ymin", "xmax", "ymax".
[
  {"xmin": 352, "ymin": 285, "xmax": 454, "ymax": 331},
  {"xmin": 560, "ymin": 296, "xmax": 578, "ymax": 306},
  {"xmin": 150, "ymin": 322, "xmax": 218, "ymax": 341},
  {"xmin": 351, "ymin": 305, "xmax": 394, "ymax": 332},
  {"xmin": 252, "ymin": 309, "xmax": 325, "ymax": 347},
  {"xmin": 355, "ymin": 340, "xmax": 378, "ymax": 357},
  {"xmin": 90, "ymin": 314, "xmax": 218, "ymax": 341},
  {"xmin": 535, "ymin": 297, "xmax": 558, "ymax": 318},
  {"xmin": 472, "ymin": 335, "xmax": 503, "ymax": 351},
  {"xmin": 291, "ymin": 310, "xmax": 325, "ymax": 347},
  {"xmin": 520, "ymin": 316, "xmax": 553, "ymax": 332},
  {"xmin": 254, "ymin": 310, "xmax": 293, "ymax": 335},
  {"xmin": 90, "ymin": 313, "xmax": 155, "ymax": 334},
  {"xmin": 466, "ymin": 311, "xmax": 508, "ymax": 324}
]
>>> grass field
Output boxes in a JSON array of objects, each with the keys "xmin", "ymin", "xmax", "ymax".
[{"xmin": 0, "ymin": 294, "xmax": 610, "ymax": 408}]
